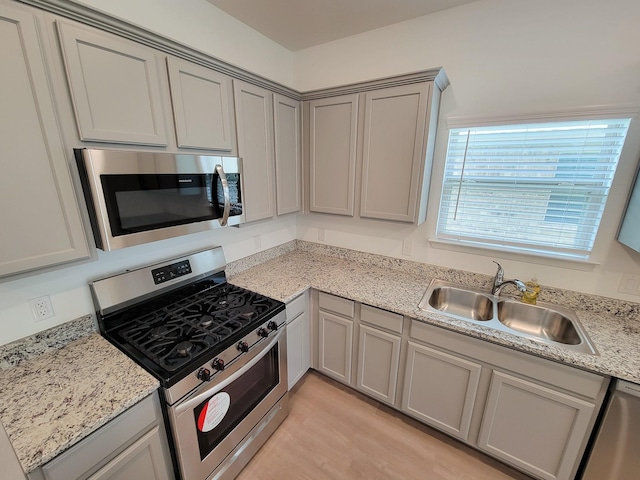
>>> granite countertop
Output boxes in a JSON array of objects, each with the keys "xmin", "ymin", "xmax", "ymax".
[
  {"xmin": 229, "ymin": 247, "xmax": 640, "ymax": 385},
  {"xmin": 0, "ymin": 319, "xmax": 159, "ymax": 474}
]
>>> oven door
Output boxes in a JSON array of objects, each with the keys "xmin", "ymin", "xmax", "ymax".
[
  {"xmin": 75, "ymin": 149, "xmax": 244, "ymax": 251},
  {"xmin": 168, "ymin": 328, "xmax": 288, "ymax": 480}
]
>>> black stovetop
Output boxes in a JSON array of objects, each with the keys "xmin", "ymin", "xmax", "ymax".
[{"xmin": 98, "ymin": 272, "xmax": 284, "ymax": 387}]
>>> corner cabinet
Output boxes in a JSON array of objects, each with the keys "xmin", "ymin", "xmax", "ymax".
[
  {"xmin": 233, "ymin": 79, "xmax": 276, "ymax": 223},
  {"xmin": 0, "ymin": 1, "xmax": 90, "ymax": 278},
  {"xmin": 273, "ymin": 94, "xmax": 302, "ymax": 216},
  {"xmin": 304, "ymin": 70, "xmax": 448, "ymax": 224}
]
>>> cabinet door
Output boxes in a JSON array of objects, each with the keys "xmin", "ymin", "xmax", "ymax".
[
  {"xmin": 478, "ymin": 371, "xmax": 595, "ymax": 480},
  {"xmin": 287, "ymin": 311, "xmax": 310, "ymax": 389},
  {"xmin": 318, "ymin": 310, "xmax": 353, "ymax": 385},
  {"xmin": 56, "ymin": 21, "xmax": 168, "ymax": 146},
  {"xmin": 273, "ymin": 94, "xmax": 301, "ymax": 215},
  {"xmin": 360, "ymin": 83, "xmax": 430, "ymax": 222},
  {"xmin": 0, "ymin": 3, "xmax": 90, "ymax": 277},
  {"xmin": 357, "ymin": 325, "xmax": 400, "ymax": 405},
  {"xmin": 233, "ymin": 80, "xmax": 275, "ymax": 223},
  {"xmin": 401, "ymin": 341, "xmax": 481, "ymax": 441},
  {"xmin": 166, "ymin": 57, "xmax": 235, "ymax": 152},
  {"xmin": 308, "ymin": 95, "xmax": 358, "ymax": 216},
  {"xmin": 87, "ymin": 426, "xmax": 172, "ymax": 480}
]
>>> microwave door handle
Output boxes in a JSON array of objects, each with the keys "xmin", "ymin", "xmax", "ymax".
[{"xmin": 215, "ymin": 164, "xmax": 230, "ymax": 226}]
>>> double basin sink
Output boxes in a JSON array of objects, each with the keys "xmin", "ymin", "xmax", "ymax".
[{"xmin": 418, "ymin": 280, "xmax": 597, "ymax": 355}]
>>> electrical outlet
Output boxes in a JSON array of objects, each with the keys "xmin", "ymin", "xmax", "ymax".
[
  {"xmin": 318, "ymin": 228, "xmax": 325, "ymax": 242},
  {"xmin": 618, "ymin": 274, "xmax": 640, "ymax": 296},
  {"xmin": 29, "ymin": 295, "xmax": 55, "ymax": 322},
  {"xmin": 402, "ymin": 240, "xmax": 412, "ymax": 256}
]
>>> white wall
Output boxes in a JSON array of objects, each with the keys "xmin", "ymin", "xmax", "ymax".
[
  {"xmin": 294, "ymin": 0, "xmax": 640, "ymax": 301},
  {"xmin": 71, "ymin": 0, "xmax": 295, "ymax": 87}
]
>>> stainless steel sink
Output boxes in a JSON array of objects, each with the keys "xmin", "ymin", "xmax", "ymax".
[
  {"xmin": 426, "ymin": 285, "xmax": 493, "ymax": 321},
  {"xmin": 418, "ymin": 279, "xmax": 597, "ymax": 355},
  {"xmin": 497, "ymin": 301, "xmax": 582, "ymax": 345}
]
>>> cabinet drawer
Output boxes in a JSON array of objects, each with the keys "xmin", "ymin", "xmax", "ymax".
[
  {"xmin": 41, "ymin": 394, "xmax": 159, "ymax": 480},
  {"xmin": 318, "ymin": 292, "xmax": 354, "ymax": 318},
  {"xmin": 361, "ymin": 304, "xmax": 403, "ymax": 333},
  {"xmin": 286, "ymin": 293, "xmax": 307, "ymax": 321}
]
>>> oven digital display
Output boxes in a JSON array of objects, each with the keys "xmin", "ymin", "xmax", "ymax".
[{"xmin": 151, "ymin": 260, "xmax": 192, "ymax": 284}]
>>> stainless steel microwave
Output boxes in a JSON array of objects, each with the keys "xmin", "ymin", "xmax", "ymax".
[{"xmin": 74, "ymin": 148, "xmax": 244, "ymax": 251}]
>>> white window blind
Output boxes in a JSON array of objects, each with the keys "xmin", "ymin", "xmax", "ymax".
[{"xmin": 437, "ymin": 118, "xmax": 631, "ymax": 258}]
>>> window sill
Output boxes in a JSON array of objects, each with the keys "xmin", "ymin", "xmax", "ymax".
[{"xmin": 428, "ymin": 238, "xmax": 599, "ymax": 272}]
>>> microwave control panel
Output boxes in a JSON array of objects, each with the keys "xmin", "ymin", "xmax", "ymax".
[{"xmin": 152, "ymin": 260, "xmax": 192, "ymax": 284}]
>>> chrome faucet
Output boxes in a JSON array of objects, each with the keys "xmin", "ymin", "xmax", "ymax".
[{"xmin": 491, "ymin": 261, "xmax": 527, "ymax": 296}]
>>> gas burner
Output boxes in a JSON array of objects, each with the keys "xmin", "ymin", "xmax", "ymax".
[
  {"xmin": 199, "ymin": 314, "xmax": 214, "ymax": 328},
  {"xmin": 240, "ymin": 312, "xmax": 254, "ymax": 320},
  {"xmin": 175, "ymin": 341, "xmax": 194, "ymax": 357},
  {"xmin": 150, "ymin": 325, "xmax": 171, "ymax": 339}
]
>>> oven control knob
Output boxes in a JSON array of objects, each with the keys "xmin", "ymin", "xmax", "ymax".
[
  {"xmin": 268, "ymin": 321, "xmax": 278, "ymax": 331},
  {"xmin": 257, "ymin": 328, "xmax": 269, "ymax": 338},
  {"xmin": 237, "ymin": 341, "xmax": 249, "ymax": 353},
  {"xmin": 197, "ymin": 368, "xmax": 211, "ymax": 382},
  {"xmin": 212, "ymin": 358, "xmax": 225, "ymax": 371}
]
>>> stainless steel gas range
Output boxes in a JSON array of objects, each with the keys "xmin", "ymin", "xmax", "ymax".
[{"xmin": 90, "ymin": 247, "xmax": 288, "ymax": 480}]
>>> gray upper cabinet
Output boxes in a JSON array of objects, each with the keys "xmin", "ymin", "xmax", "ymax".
[
  {"xmin": 233, "ymin": 79, "xmax": 276, "ymax": 223},
  {"xmin": 273, "ymin": 94, "xmax": 302, "ymax": 215},
  {"xmin": 308, "ymin": 94, "xmax": 359, "ymax": 216},
  {"xmin": 56, "ymin": 20, "xmax": 168, "ymax": 146},
  {"xmin": 360, "ymin": 83, "xmax": 431, "ymax": 223},
  {"xmin": 166, "ymin": 57, "xmax": 236, "ymax": 152},
  {"xmin": 618, "ymin": 164, "xmax": 640, "ymax": 252},
  {"xmin": 0, "ymin": 1, "xmax": 90, "ymax": 278}
]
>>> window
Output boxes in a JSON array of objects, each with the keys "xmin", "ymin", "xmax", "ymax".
[{"xmin": 437, "ymin": 118, "xmax": 631, "ymax": 258}]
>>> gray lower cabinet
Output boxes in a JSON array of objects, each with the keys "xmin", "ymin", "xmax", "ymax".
[
  {"xmin": 401, "ymin": 341, "xmax": 481, "ymax": 441},
  {"xmin": 273, "ymin": 93, "xmax": 302, "ymax": 216},
  {"xmin": 28, "ymin": 393, "xmax": 173, "ymax": 480},
  {"xmin": 166, "ymin": 56, "xmax": 236, "ymax": 153},
  {"xmin": 478, "ymin": 371, "xmax": 595, "ymax": 480},
  {"xmin": 316, "ymin": 292, "xmax": 355, "ymax": 385},
  {"xmin": 56, "ymin": 19, "xmax": 169, "ymax": 146},
  {"xmin": 233, "ymin": 79, "xmax": 276, "ymax": 223},
  {"xmin": 286, "ymin": 292, "xmax": 310, "ymax": 389},
  {"xmin": 0, "ymin": 0, "xmax": 90, "ymax": 278},
  {"xmin": 357, "ymin": 324, "xmax": 400, "ymax": 405}
]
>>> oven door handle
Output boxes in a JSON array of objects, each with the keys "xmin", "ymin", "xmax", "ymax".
[
  {"xmin": 174, "ymin": 328, "xmax": 284, "ymax": 415},
  {"xmin": 215, "ymin": 163, "xmax": 231, "ymax": 226}
]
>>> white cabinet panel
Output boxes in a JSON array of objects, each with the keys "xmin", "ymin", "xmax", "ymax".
[
  {"xmin": 233, "ymin": 79, "xmax": 275, "ymax": 223},
  {"xmin": 357, "ymin": 324, "xmax": 400, "ymax": 405},
  {"xmin": 309, "ymin": 95, "xmax": 358, "ymax": 216},
  {"xmin": 478, "ymin": 371, "xmax": 595, "ymax": 480},
  {"xmin": 287, "ymin": 310, "xmax": 310, "ymax": 389},
  {"xmin": 273, "ymin": 94, "xmax": 301, "ymax": 215},
  {"xmin": 166, "ymin": 57, "xmax": 235, "ymax": 152},
  {"xmin": 0, "ymin": 2, "xmax": 89, "ymax": 277},
  {"xmin": 56, "ymin": 20, "xmax": 168, "ymax": 146},
  {"xmin": 401, "ymin": 341, "xmax": 481, "ymax": 441}
]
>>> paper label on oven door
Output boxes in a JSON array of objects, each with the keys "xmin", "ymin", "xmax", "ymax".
[{"xmin": 197, "ymin": 392, "xmax": 231, "ymax": 432}]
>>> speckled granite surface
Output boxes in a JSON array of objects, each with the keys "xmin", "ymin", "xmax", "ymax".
[
  {"xmin": 229, "ymin": 242, "xmax": 640, "ymax": 384},
  {"xmin": 0, "ymin": 315, "xmax": 95, "ymax": 371},
  {"xmin": 0, "ymin": 333, "xmax": 159, "ymax": 473}
]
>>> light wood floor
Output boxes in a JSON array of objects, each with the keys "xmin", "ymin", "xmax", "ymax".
[{"xmin": 237, "ymin": 371, "xmax": 532, "ymax": 480}]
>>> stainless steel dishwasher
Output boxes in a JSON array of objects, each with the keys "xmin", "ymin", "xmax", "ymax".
[{"xmin": 582, "ymin": 379, "xmax": 640, "ymax": 479}]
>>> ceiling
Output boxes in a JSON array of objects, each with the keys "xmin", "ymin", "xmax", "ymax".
[{"xmin": 206, "ymin": 0, "xmax": 478, "ymax": 51}]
